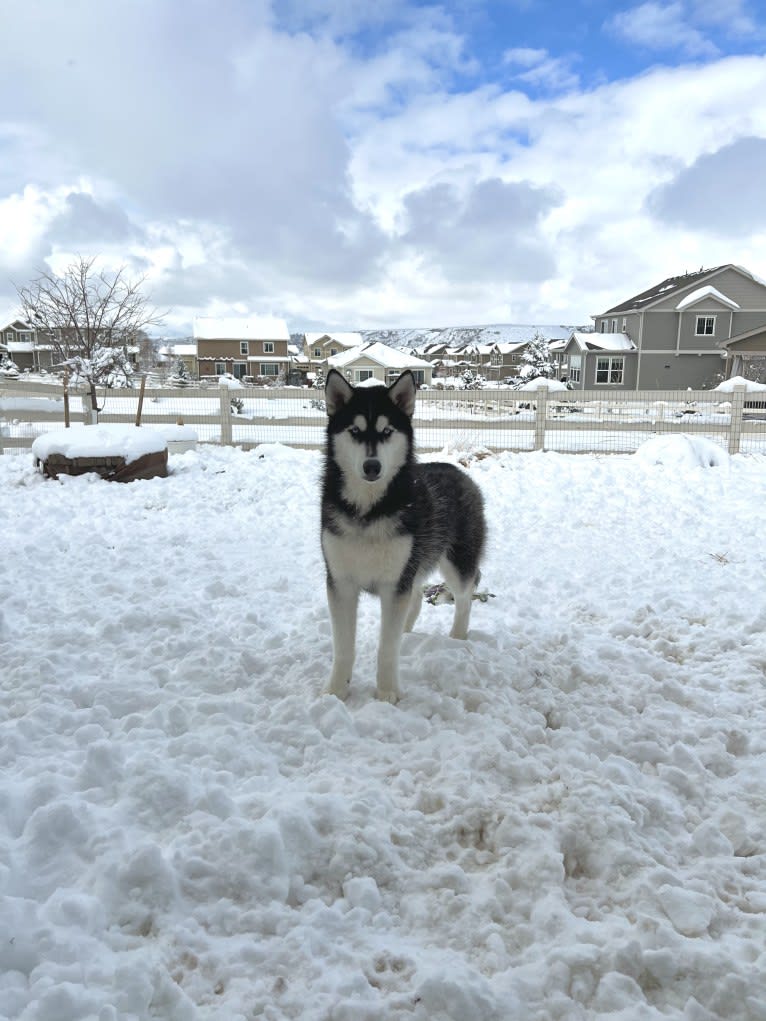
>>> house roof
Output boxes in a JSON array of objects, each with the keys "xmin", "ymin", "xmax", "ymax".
[
  {"xmin": 329, "ymin": 341, "xmax": 432, "ymax": 370},
  {"xmin": 569, "ymin": 331, "xmax": 637, "ymax": 353},
  {"xmin": 1, "ymin": 317, "xmax": 34, "ymax": 332},
  {"xmin": 601, "ymin": 266, "xmax": 731, "ymax": 315},
  {"xmin": 193, "ymin": 316, "xmax": 290, "ymax": 340},
  {"xmin": 718, "ymin": 323, "xmax": 766, "ymax": 349},
  {"xmin": 158, "ymin": 344, "xmax": 197, "ymax": 357},
  {"xmin": 675, "ymin": 285, "xmax": 739, "ymax": 311},
  {"xmin": 304, "ymin": 332, "xmax": 362, "ymax": 348}
]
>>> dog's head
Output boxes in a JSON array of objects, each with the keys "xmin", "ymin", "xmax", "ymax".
[{"xmin": 324, "ymin": 370, "xmax": 416, "ymax": 495}]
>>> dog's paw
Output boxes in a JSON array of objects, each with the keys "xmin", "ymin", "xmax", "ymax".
[
  {"xmin": 322, "ymin": 678, "xmax": 350, "ymax": 700},
  {"xmin": 375, "ymin": 686, "xmax": 400, "ymax": 704}
]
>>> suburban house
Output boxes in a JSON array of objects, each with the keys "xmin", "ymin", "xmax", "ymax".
[
  {"xmin": 328, "ymin": 341, "xmax": 434, "ymax": 386},
  {"xmin": 0, "ymin": 317, "xmax": 56, "ymax": 372},
  {"xmin": 194, "ymin": 316, "xmax": 291, "ymax": 382},
  {"xmin": 578, "ymin": 264, "xmax": 766, "ymax": 390},
  {"xmin": 301, "ymin": 332, "xmax": 362, "ymax": 382},
  {"xmin": 412, "ymin": 343, "xmax": 478, "ymax": 378},
  {"xmin": 559, "ymin": 332, "xmax": 639, "ymax": 389},
  {"xmin": 477, "ymin": 326, "xmax": 573, "ymax": 381},
  {"xmin": 157, "ymin": 342, "xmax": 199, "ymax": 379}
]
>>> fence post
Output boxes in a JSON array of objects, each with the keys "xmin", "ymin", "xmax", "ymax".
[
  {"xmin": 728, "ymin": 384, "xmax": 746, "ymax": 455},
  {"xmin": 82, "ymin": 391, "xmax": 93, "ymax": 425},
  {"xmin": 219, "ymin": 382, "xmax": 233, "ymax": 445},
  {"xmin": 534, "ymin": 386, "xmax": 549, "ymax": 450}
]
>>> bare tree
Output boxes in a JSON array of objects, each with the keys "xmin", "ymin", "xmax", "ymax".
[{"xmin": 16, "ymin": 256, "xmax": 166, "ymax": 420}]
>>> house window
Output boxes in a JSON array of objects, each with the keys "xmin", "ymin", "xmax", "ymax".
[
  {"xmin": 600, "ymin": 321, "xmax": 607, "ymax": 333},
  {"xmin": 233, "ymin": 362, "xmax": 247, "ymax": 379},
  {"xmin": 695, "ymin": 316, "xmax": 715, "ymax": 336},
  {"xmin": 611, "ymin": 318, "xmax": 617, "ymax": 332},
  {"xmin": 240, "ymin": 341, "xmax": 249, "ymax": 355},
  {"xmin": 595, "ymin": 356, "xmax": 624, "ymax": 384},
  {"xmin": 313, "ymin": 347, "xmax": 322, "ymax": 357},
  {"xmin": 215, "ymin": 362, "xmax": 227, "ymax": 375},
  {"xmin": 260, "ymin": 363, "xmax": 279, "ymax": 376},
  {"xmin": 622, "ymin": 318, "xmax": 627, "ymax": 331},
  {"xmin": 411, "ymin": 370, "xmax": 425, "ymax": 386},
  {"xmin": 264, "ymin": 342, "xmax": 275, "ymax": 353},
  {"xmin": 353, "ymin": 369, "xmax": 374, "ymax": 382},
  {"xmin": 569, "ymin": 355, "xmax": 581, "ymax": 383},
  {"xmin": 330, "ymin": 348, "xmax": 337, "ymax": 356}
]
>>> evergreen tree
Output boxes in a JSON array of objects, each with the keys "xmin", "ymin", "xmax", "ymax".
[
  {"xmin": 169, "ymin": 357, "xmax": 192, "ymax": 387},
  {"xmin": 519, "ymin": 331, "xmax": 555, "ymax": 381},
  {"xmin": 460, "ymin": 368, "xmax": 484, "ymax": 390}
]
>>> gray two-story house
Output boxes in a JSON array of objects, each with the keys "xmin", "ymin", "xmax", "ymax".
[{"xmin": 563, "ymin": 264, "xmax": 766, "ymax": 390}]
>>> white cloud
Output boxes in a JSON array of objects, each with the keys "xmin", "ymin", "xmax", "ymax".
[
  {"xmin": 646, "ymin": 136, "xmax": 766, "ymax": 234},
  {"xmin": 605, "ymin": 2, "xmax": 720, "ymax": 57},
  {"xmin": 1, "ymin": 1, "xmax": 766, "ymax": 332},
  {"xmin": 503, "ymin": 48, "xmax": 580, "ymax": 93}
]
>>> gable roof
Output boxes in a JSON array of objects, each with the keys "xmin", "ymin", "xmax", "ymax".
[
  {"xmin": 194, "ymin": 316, "xmax": 290, "ymax": 341},
  {"xmin": 328, "ymin": 341, "xmax": 431, "ymax": 370},
  {"xmin": 675, "ymin": 285, "xmax": 739, "ymax": 311},
  {"xmin": 569, "ymin": 331, "xmax": 637, "ymax": 353},
  {"xmin": 1, "ymin": 317, "xmax": 34, "ymax": 332},
  {"xmin": 601, "ymin": 266, "xmax": 732, "ymax": 315},
  {"xmin": 304, "ymin": 332, "xmax": 362, "ymax": 349}
]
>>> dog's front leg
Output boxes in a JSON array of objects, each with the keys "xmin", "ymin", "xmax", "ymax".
[
  {"xmin": 375, "ymin": 586, "xmax": 411, "ymax": 703},
  {"xmin": 324, "ymin": 577, "xmax": 360, "ymax": 699}
]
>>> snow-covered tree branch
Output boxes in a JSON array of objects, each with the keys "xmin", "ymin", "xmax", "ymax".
[{"xmin": 16, "ymin": 256, "xmax": 165, "ymax": 420}]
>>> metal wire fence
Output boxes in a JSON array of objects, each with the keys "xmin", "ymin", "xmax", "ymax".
[{"xmin": 2, "ymin": 378, "xmax": 766, "ymax": 456}]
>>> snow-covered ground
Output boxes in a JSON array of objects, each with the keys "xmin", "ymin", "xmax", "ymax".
[{"xmin": 1, "ymin": 439, "xmax": 765, "ymax": 1020}]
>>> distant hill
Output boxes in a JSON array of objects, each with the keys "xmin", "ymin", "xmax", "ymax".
[{"xmin": 356, "ymin": 324, "xmax": 579, "ymax": 352}]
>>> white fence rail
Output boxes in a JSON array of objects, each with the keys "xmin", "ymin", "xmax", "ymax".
[{"xmin": 2, "ymin": 378, "xmax": 766, "ymax": 456}]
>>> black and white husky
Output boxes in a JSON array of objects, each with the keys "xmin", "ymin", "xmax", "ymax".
[{"xmin": 321, "ymin": 369, "xmax": 486, "ymax": 703}]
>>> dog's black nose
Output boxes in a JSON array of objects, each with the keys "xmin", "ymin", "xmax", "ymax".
[{"xmin": 363, "ymin": 458, "xmax": 381, "ymax": 481}]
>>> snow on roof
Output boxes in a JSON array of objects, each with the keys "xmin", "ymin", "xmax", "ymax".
[
  {"xmin": 360, "ymin": 324, "xmax": 573, "ymax": 352},
  {"xmin": 158, "ymin": 344, "xmax": 196, "ymax": 357},
  {"xmin": 304, "ymin": 332, "xmax": 362, "ymax": 348},
  {"xmin": 570, "ymin": 331, "xmax": 636, "ymax": 353},
  {"xmin": 194, "ymin": 316, "xmax": 290, "ymax": 341},
  {"xmin": 676, "ymin": 286, "xmax": 739, "ymax": 311},
  {"xmin": 329, "ymin": 342, "xmax": 432, "ymax": 370},
  {"xmin": 0, "ymin": 315, "xmax": 33, "ymax": 331},
  {"xmin": 8, "ymin": 341, "xmax": 55, "ymax": 352},
  {"xmin": 31, "ymin": 425, "xmax": 167, "ymax": 465},
  {"xmin": 495, "ymin": 342, "xmax": 527, "ymax": 355},
  {"xmin": 602, "ymin": 266, "xmax": 728, "ymax": 315}
]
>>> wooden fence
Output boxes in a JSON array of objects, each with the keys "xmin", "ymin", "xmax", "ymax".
[{"xmin": 2, "ymin": 378, "xmax": 765, "ymax": 456}]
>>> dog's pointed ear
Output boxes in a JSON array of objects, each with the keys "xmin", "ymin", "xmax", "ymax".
[
  {"xmin": 388, "ymin": 371, "xmax": 417, "ymax": 418},
  {"xmin": 325, "ymin": 369, "xmax": 354, "ymax": 416}
]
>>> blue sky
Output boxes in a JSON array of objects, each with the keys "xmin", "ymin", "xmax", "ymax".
[{"xmin": 1, "ymin": 0, "xmax": 765, "ymax": 333}]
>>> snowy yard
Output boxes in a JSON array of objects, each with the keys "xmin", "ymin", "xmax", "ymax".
[{"xmin": 1, "ymin": 441, "xmax": 765, "ymax": 1020}]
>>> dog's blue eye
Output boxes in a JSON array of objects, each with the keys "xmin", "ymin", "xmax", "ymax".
[
  {"xmin": 349, "ymin": 426, "xmax": 361, "ymax": 436},
  {"xmin": 381, "ymin": 427, "xmax": 393, "ymax": 438}
]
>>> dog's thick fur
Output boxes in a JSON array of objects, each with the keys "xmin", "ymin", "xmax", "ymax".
[{"xmin": 321, "ymin": 369, "xmax": 486, "ymax": 702}]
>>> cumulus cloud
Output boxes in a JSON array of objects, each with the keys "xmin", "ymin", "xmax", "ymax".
[
  {"xmin": 503, "ymin": 48, "xmax": 580, "ymax": 93},
  {"xmin": 1, "ymin": 0, "xmax": 766, "ymax": 331},
  {"xmin": 401, "ymin": 177, "xmax": 561, "ymax": 283},
  {"xmin": 47, "ymin": 193, "xmax": 143, "ymax": 246},
  {"xmin": 605, "ymin": 2, "xmax": 720, "ymax": 57},
  {"xmin": 645, "ymin": 136, "xmax": 766, "ymax": 234}
]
